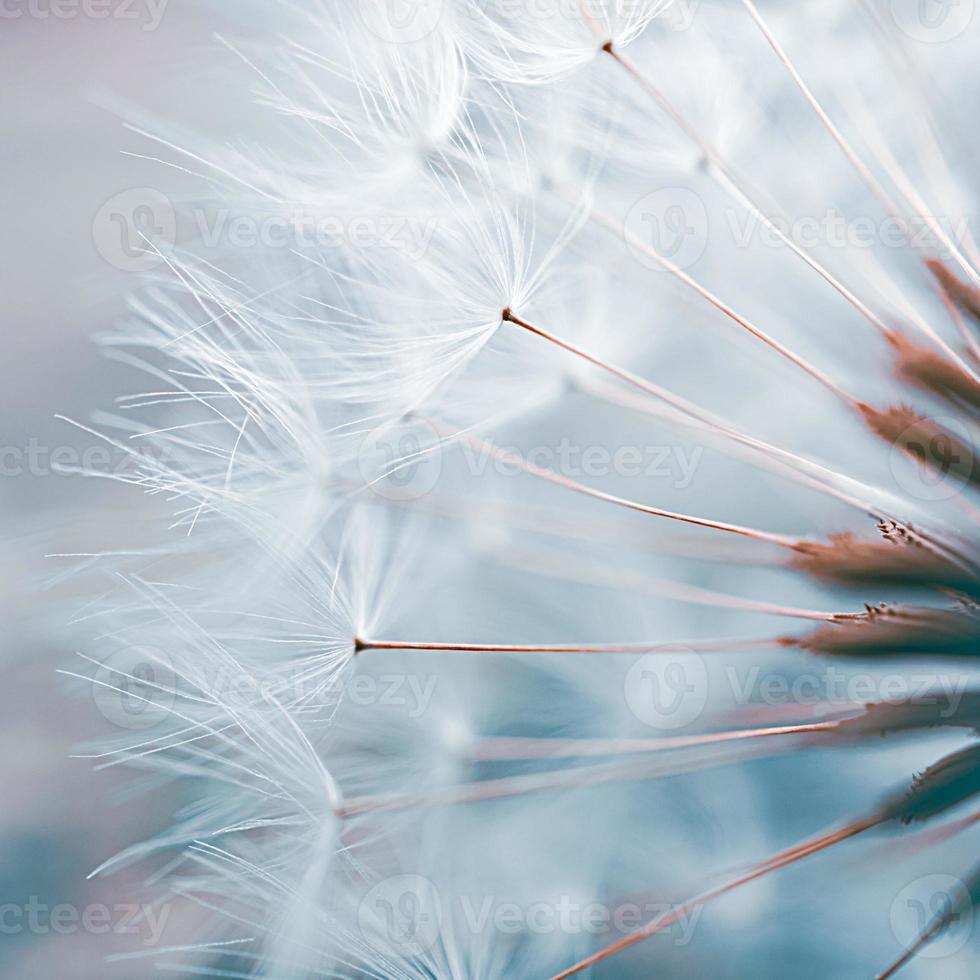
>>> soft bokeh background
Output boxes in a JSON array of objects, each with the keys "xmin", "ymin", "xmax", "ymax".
[{"xmin": 2, "ymin": 7, "xmax": 225, "ymax": 977}]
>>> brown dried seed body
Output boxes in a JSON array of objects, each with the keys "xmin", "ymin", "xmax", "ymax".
[
  {"xmin": 887, "ymin": 330, "xmax": 980, "ymax": 413},
  {"xmin": 928, "ymin": 258, "xmax": 980, "ymax": 322},
  {"xmin": 836, "ymin": 695, "xmax": 980, "ymax": 738},
  {"xmin": 891, "ymin": 744, "xmax": 980, "ymax": 824},
  {"xmin": 791, "ymin": 529, "xmax": 980, "ymax": 595},
  {"xmin": 791, "ymin": 604, "xmax": 980, "ymax": 658},
  {"xmin": 859, "ymin": 403, "xmax": 980, "ymax": 488}
]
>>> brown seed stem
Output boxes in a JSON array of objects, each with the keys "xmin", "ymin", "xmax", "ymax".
[
  {"xmin": 602, "ymin": 42, "xmax": 895, "ymax": 342},
  {"xmin": 338, "ymin": 742, "xmax": 783, "ymax": 818},
  {"xmin": 740, "ymin": 0, "xmax": 980, "ymax": 290},
  {"xmin": 550, "ymin": 810, "xmax": 886, "ymax": 978},
  {"xmin": 472, "ymin": 718, "xmax": 842, "ymax": 761},
  {"xmin": 462, "ymin": 425, "xmax": 802, "ymax": 548},
  {"xmin": 354, "ymin": 637, "xmax": 742, "ymax": 655},
  {"xmin": 584, "ymin": 207, "xmax": 861, "ymax": 408}
]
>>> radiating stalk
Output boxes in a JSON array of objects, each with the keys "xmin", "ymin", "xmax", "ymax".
[
  {"xmin": 460, "ymin": 428, "xmax": 802, "ymax": 548},
  {"xmin": 550, "ymin": 809, "xmax": 887, "ymax": 978},
  {"xmin": 354, "ymin": 637, "xmax": 749, "ymax": 655},
  {"xmin": 740, "ymin": 0, "xmax": 980, "ymax": 290},
  {"xmin": 602, "ymin": 42, "xmax": 899, "ymax": 343}
]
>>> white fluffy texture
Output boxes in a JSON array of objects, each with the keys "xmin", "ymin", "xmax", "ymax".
[
  {"xmin": 67, "ymin": 2, "xmax": 980, "ymax": 978},
  {"xmin": 461, "ymin": 0, "xmax": 676, "ymax": 83}
]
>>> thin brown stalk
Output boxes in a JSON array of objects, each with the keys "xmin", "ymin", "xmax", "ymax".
[
  {"xmin": 338, "ymin": 741, "xmax": 785, "ymax": 818},
  {"xmin": 461, "ymin": 428, "xmax": 802, "ymax": 548},
  {"xmin": 500, "ymin": 306, "xmax": 706, "ymax": 415},
  {"xmin": 354, "ymin": 637, "xmax": 742, "ymax": 655},
  {"xmin": 584, "ymin": 374, "xmax": 894, "ymax": 521},
  {"xmin": 549, "ymin": 809, "xmax": 886, "ymax": 978},
  {"xmin": 877, "ymin": 854, "xmax": 980, "ymax": 978},
  {"xmin": 584, "ymin": 207, "xmax": 861, "ymax": 407},
  {"xmin": 502, "ymin": 542, "xmax": 859, "ymax": 622},
  {"xmin": 508, "ymin": 307, "xmax": 893, "ymax": 522},
  {"xmin": 602, "ymin": 42, "xmax": 896, "ymax": 342},
  {"xmin": 471, "ymin": 718, "xmax": 843, "ymax": 761},
  {"xmin": 741, "ymin": 0, "xmax": 980, "ymax": 291}
]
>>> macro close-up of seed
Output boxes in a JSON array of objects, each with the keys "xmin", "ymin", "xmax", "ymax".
[{"xmin": 3, "ymin": 2, "xmax": 980, "ymax": 978}]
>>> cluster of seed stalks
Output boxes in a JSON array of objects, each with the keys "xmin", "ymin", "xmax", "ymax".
[{"xmin": 67, "ymin": 2, "xmax": 980, "ymax": 977}]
